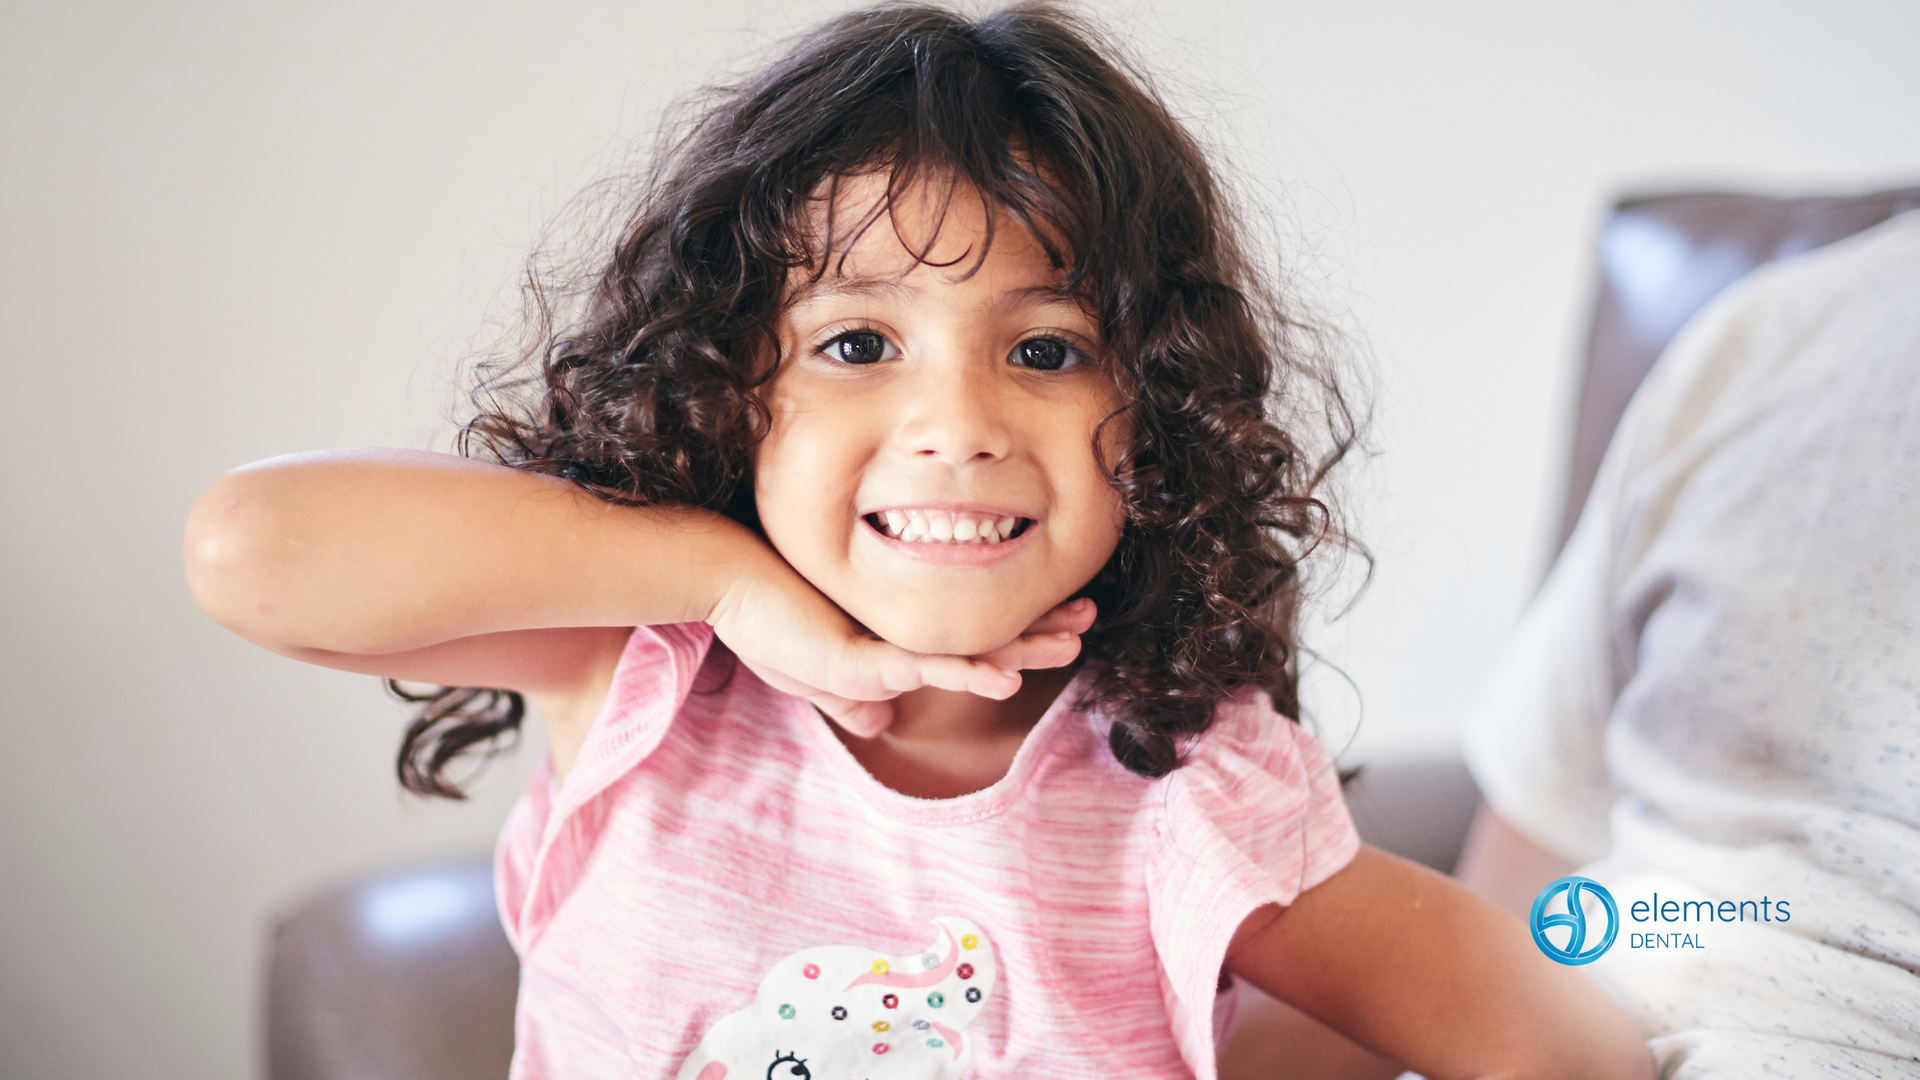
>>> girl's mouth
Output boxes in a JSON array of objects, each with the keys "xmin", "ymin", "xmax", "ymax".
[{"xmin": 862, "ymin": 509, "xmax": 1033, "ymax": 545}]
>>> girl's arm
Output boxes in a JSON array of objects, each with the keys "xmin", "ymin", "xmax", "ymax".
[
  {"xmin": 184, "ymin": 449, "xmax": 1083, "ymax": 752},
  {"xmin": 186, "ymin": 448, "xmax": 763, "ymax": 658},
  {"xmin": 1456, "ymin": 805, "xmax": 1581, "ymax": 919},
  {"xmin": 1225, "ymin": 845, "xmax": 1654, "ymax": 1080}
]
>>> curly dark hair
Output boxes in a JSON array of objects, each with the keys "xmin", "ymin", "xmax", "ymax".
[{"xmin": 394, "ymin": 1, "xmax": 1361, "ymax": 798}]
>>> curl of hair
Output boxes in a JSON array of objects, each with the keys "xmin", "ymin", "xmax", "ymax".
[
  {"xmin": 389, "ymin": 682, "xmax": 524, "ymax": 800},
  {"xmin": 397, "ymin": 1, "xmax": 1363, "ymax": 797}
]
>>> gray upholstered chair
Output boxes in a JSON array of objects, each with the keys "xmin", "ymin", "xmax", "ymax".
[{"xmin": 264, "ymin": 185, "xmax": 1920, "ymax": 1080}]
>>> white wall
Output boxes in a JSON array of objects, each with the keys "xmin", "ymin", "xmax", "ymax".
[{"xmin": 2, "ymin": 2, "xmax": 1915, "ymax": 1077}]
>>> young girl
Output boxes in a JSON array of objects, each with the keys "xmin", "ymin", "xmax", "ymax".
[{"xmin": 186, "ymin": 5, "xmax": 1651, "ymax": 1078}]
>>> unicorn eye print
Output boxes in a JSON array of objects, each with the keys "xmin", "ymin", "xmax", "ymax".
[
  {"xmin": 766, "ymin": 1051, "xmax": 812, "ymax": 1079},
  {"xmin": 676, "ymin": 917, "xmax": 998, "ymax": 1080}
]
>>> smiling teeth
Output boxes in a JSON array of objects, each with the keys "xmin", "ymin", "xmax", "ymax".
[{"xmin": 875, "ymin": 509, "xmax": 1028, "ymax": 544}]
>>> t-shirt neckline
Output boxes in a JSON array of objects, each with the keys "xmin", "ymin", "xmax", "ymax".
[{"xmin": 795, "ymin": 669, "xmax": 1096, "ymax": 827}]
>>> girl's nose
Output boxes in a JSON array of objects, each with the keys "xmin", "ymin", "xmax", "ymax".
[{"xmin": 893, "ymin": 354, "xmax": 1013, "ymax": 465}]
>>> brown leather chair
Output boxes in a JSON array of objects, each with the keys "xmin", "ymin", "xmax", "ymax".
[
  {"xmin": 267, "ymin": 857, "xmax": 517, "ymax": 1080},
  {"xmin": 264, "ymin": 185, "xmax": 1920, "ymax": 1080},
  {"xmin": 1560, "ymin": 187, "xmax": 1920, "ymax": 551}
]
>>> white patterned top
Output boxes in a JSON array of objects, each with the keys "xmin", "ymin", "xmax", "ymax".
[{"xmin": 1464, "ymin": 211, "xmax": 1920, "ymax": 1077}]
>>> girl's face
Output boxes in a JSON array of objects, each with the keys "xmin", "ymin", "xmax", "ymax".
[{"xmin": 755, "ymin": 174, "xmax": 1126, "ymax": 657}]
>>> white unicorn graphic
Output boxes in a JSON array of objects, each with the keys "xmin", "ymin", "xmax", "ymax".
[{"xmin": 674, "ymin": 917, "xmax": 997, "ymax": 1080}]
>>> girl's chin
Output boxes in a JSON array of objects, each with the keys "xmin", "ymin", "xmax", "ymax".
[{"xmin": 854, "ymin": 609, "xmax": 1033, "ymax": 659}]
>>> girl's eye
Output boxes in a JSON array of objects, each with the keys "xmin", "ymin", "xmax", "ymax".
[
  {"xmin": 1010, "ymin": 336, "xmax": 1081, "ymax": 371},
  {"xmin": 821, "ymin": 330, "xmax": 894, "ymax": 365}
]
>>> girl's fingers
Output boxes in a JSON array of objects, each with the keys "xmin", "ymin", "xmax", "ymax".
[
  {"xmin": 737, "ymin": 657, "xmax": 901, "ymax": 736},
  {"xmin": 735, "ymin": 610, "xmax": 1081, "ymax": 718},
  {"xmin": 745, "ymin": 646, "xmax": 1009, "ymax": 716},
  {"xmin": 868, "ymin": 649, "xmax": 1023, "ymax": 700},
  {"xmin": 963, "ymin": 597, "xmax": 1093, "ymax": 671},
  {"xmin": 734, "ymin": 656, "xmax": 817, "ymax": 702},
  {"xmin": 959, "ymin": 659, "xmax": 1025, "ymax": 699},
  {"xmin": 975, "ymin": 628, "xmax": 1085, "ymax": 672},
  {"xmin": 807, "ymin": 693, "xmax": 895, "ymax": 738},
  {"xmin": 1018, "ymin": 597, "xmax": 1097, "ymax": 637}
]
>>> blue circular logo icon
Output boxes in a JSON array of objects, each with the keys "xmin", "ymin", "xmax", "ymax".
[{"xmin": 1529, "ymin": 876, "xmax": 1618, "ymax": 966}]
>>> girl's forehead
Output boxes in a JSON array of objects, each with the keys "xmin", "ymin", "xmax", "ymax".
[{"xmin": 795, "ymin": 171, "xmax": 1065, "ymax": 296}]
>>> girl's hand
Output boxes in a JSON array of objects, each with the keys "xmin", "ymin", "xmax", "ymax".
[{"xmin": 707, "ymin": 556, "xmax": 1094, "ymax": 737}]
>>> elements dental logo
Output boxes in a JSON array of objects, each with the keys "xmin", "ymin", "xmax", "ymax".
[{"xmin": 1529, "ymin": 876, "xmax": 1619, "ymax": 966}]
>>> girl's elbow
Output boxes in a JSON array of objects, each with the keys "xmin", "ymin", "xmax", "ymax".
[{"xmin": 183, "ymin": 473, "xmax": 297, "ymax": 642}]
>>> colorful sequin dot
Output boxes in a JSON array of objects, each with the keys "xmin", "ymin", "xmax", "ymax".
[
  {"xmin": 965, "ymin": 987, "xmax": 982, "ymax": 1003},
  {"xmin": 871, "ymin": 959, "xmax": 889, "ymax": 974},
  {"xmin": 831, "ymin": 1006, "xmax": 848, "ymax": 1021},
  {"xmin": 913, "ymin": 1020, "xmax": 931, "ymax": 1031},
  {"xmin": 882, "ymin": 994, "xmax": 898, "ymax": 1009},
  {"xmin": 926, "ymin": 991, "xmax": 945, "ymax": 1008},
  {"xmin": 802, "ymin": 964, "xmax": 820, "ymax": 980},
  {"xmin": 922, "ymin": 952, "xmax": 940, "ymax": 968},
  {"xmin": 961, "ymin": 935, "xmax": 978, "ymax": 950},
  {"xmin": 872, "ymin": 1021, "xmax": 890, "ymax": 1033},
  {"xmin": 927, "ymin": 1039, "xmax": 946, "ymax": 1049},
  {"xmin": 872, "ymin": 1043, "xmax": 890, "ymax": 1055},
  {"xmin": 777, "ymin": 1004, "xmax": 795, "ymax": 1020},
  {"xmin": 957, "ymin": 963, "xmax": 974, "ymax": 980}
]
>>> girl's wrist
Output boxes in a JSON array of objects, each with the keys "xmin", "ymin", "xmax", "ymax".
[{"xmin": 700, "ymin": 521, "xmax": 795, "ymax": 635}]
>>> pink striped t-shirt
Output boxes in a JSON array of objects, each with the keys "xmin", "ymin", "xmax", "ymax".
[{"xmin": 495, "ymin": 623, "xmax": 1358, "ymax": 1080}]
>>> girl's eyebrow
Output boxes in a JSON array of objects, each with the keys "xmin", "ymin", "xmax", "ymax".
[
  {"xmin": 788, "ymin": 279, "xmax": 1087, "ymax": 316},
  {"xmin": 1002, "ymin": 283, "xmax": 1086, "ymax": 309},
  {"xmin": 786, "ymin": 278, "xmax": 918, "ymax": 306}
]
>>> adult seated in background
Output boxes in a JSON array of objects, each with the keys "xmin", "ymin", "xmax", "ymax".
[{"xmin": 1455, "ymin": 209, "xmax": 1920, "ymax": 1076}]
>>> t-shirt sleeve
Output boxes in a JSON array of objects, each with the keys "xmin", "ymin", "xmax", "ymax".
[
  {"xmin": 563, "ymin": 621, "xmax": 718, "ymax": 805},
  {"xmin": 1144, "ymin": 694, "xmax": 1360, "ymax": 1077},
  {"xmin": 495, "ymin": 621, "xmax": 717, "ymax": 952}
]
